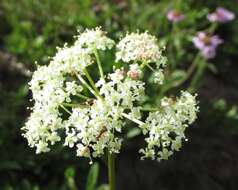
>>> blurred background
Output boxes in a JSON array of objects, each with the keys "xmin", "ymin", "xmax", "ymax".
[{"xmin": 0, "ymin": 0, "xmax": 238, "ymax": 190}]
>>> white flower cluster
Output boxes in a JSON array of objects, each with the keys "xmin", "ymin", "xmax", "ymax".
[
  {"xmin": 22, "ymin": 27, "xmax": 114, "ymax": 154},
  {"xmin": 64, "ymin": 72, "xmax": 144, "ymax": 159},
  {"xmin": 22, "ymin": 27, "xmax": 198, "ymax": 163},
  {"xmin": 116, "ymin": 32, "xmax": 167, "ymax": 84},
  {"xmin": 140, "ymin": 91, "xmax": 198, "ymax": 161},
  {"xmin": 22, "ymin": 63, "xmax": 80, "ymax": 154},
  {"xmin": 75, "ymin": 27, "xmax": 115, "ymax": 51},
  {"xmin": 116, "ymin": 32, "xmax": 162, "ymax": 63}
]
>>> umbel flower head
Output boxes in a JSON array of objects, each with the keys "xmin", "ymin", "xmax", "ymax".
[
  {"xmin": 22, "ymin": 27, "xmax": 198, "ymax": 163},
  {"xmin": 116, "ymin": 32, "xmax": 163, "ymax": 63}
]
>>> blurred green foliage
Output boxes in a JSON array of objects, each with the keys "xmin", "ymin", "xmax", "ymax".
[{"xmin": 0, "ymin": 0, "xmax": 238, "ymax": 189}]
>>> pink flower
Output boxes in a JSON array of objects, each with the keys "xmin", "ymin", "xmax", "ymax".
[
  {"xmin": 207, "ymin": 7, "xmax": 235, "ymax": 23},
  {"xmin": 167, "ymin": 10, "xmax": 185, "ymax": 23},
  {"xmin": 192, "ymin": 32, "xmax": 223, "ymax": 59},
  {"xmin": 127, "ymin": 64, "xmax": 142, "ymax": 80},
  {"xmin": 127, "ymin": 70, "xmax": 139, "ymax": 80},
  {"xmin": 201, "ymin": 47, "xmax": 216, "ymax": 59}
]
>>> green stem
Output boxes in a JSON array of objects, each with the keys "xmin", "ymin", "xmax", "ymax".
[
  {"xmin": 189, "ymin": 57, "xmax": 206, "ymax": 93},
  {"xmin": 108, "ymin": 150, "xmax": 116, "ymax": 190},
  {"xmin": 171, "ymin": 53, "xmax": 201, "ymax": 88},
  {"xmin": 75, "ymin": 72, "xmax": 101, "ymax": 99},
  {"xmin": 62, "ymin": 103, "xmax": 76, "ymax": 107},
  {"xmin": 121, "ymin": 113, "xmax": 145, "ymax": 126},
  {"xmin": 60, "ymin": 105, "xmax": 72, "ymax": 115},
  {"xmin": 140, "ymin": 107, "xmax": 158, "ymax": 112},
  {"xmin": 94, "ymin": 49, "xmax": 104, "ymax": 79},
  {"xmin": 207, "ymin": 23, "xmax": 218, "ymax": 34},
  {"xmin": 76, "ymin": 94, "xmax": 90, "ymax": 100},
  {"xmin": 145, "ymin": 62, "xmax": 155, "ymax": 72},
  {"xmin": 140, "ymin": 61, "xmax": 155, "ymax": 72},
  {"xmin": 83, "ymin": 68, "xmax": 101, "ymax": 95},
  {"xmin": 140, "ymin": 61, "xmax": 147, "ymax": 69},
  {"xmin": 158, "ymin": 53, "xmax": 201, "ymax": 98},
  {"xmin": 170, "ymin": 21, "xmax": 180, "ymax": 69}
]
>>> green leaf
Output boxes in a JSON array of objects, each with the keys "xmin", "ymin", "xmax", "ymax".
[
  {"xmin": 207, "ymin": 63, "xmax": 218, "ymax": 74},
  {"xmin": 86, "ymin": 162, "xmax": 99, "ymax": 190},
  {"xmin": 226, "ymin": 106, "xmax": 238, "ymax": 119},
  {"xmin": 64, "ymin": 167, "xmax": 77, "ymax": 190},
  {"xmin": 0, "ymin": 161, "xmax": 21, "ymax": 170},
  {"xmin": 213, "ymin": 99, "xmax": 227, "ymax": 110},
  {"xmin": 64, "ymin": 167, "xmax": 75, "ymax": 179},
  {"xmin": 170, "ymin": 70, "xmax": 187, "ymax": 81},
  {"xmin": 97, "ymin": 184, "xmax": 109, "ymax": 190},
  {"xmin": 164, "ymin": 70, "xmax": 186, "ymax": 87}
]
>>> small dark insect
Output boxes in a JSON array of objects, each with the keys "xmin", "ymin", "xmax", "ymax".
[
  {"xmin": 86, "ymin": 99, "xmax": 96, "ymax": 106},
  {"xmin": 80, "ymin": 99, "xmax": 95, "ymax": 107},
  {"xmin": 170, "ymin": 95, "xmax": 177, "ymax": 103},
  {"xmin": 96, "ymin": 127, "xmax": 107, "ymax": 140},
  {"xmin": 81, "ymin": 145, "xmax": 90, "ymax": 157}
]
